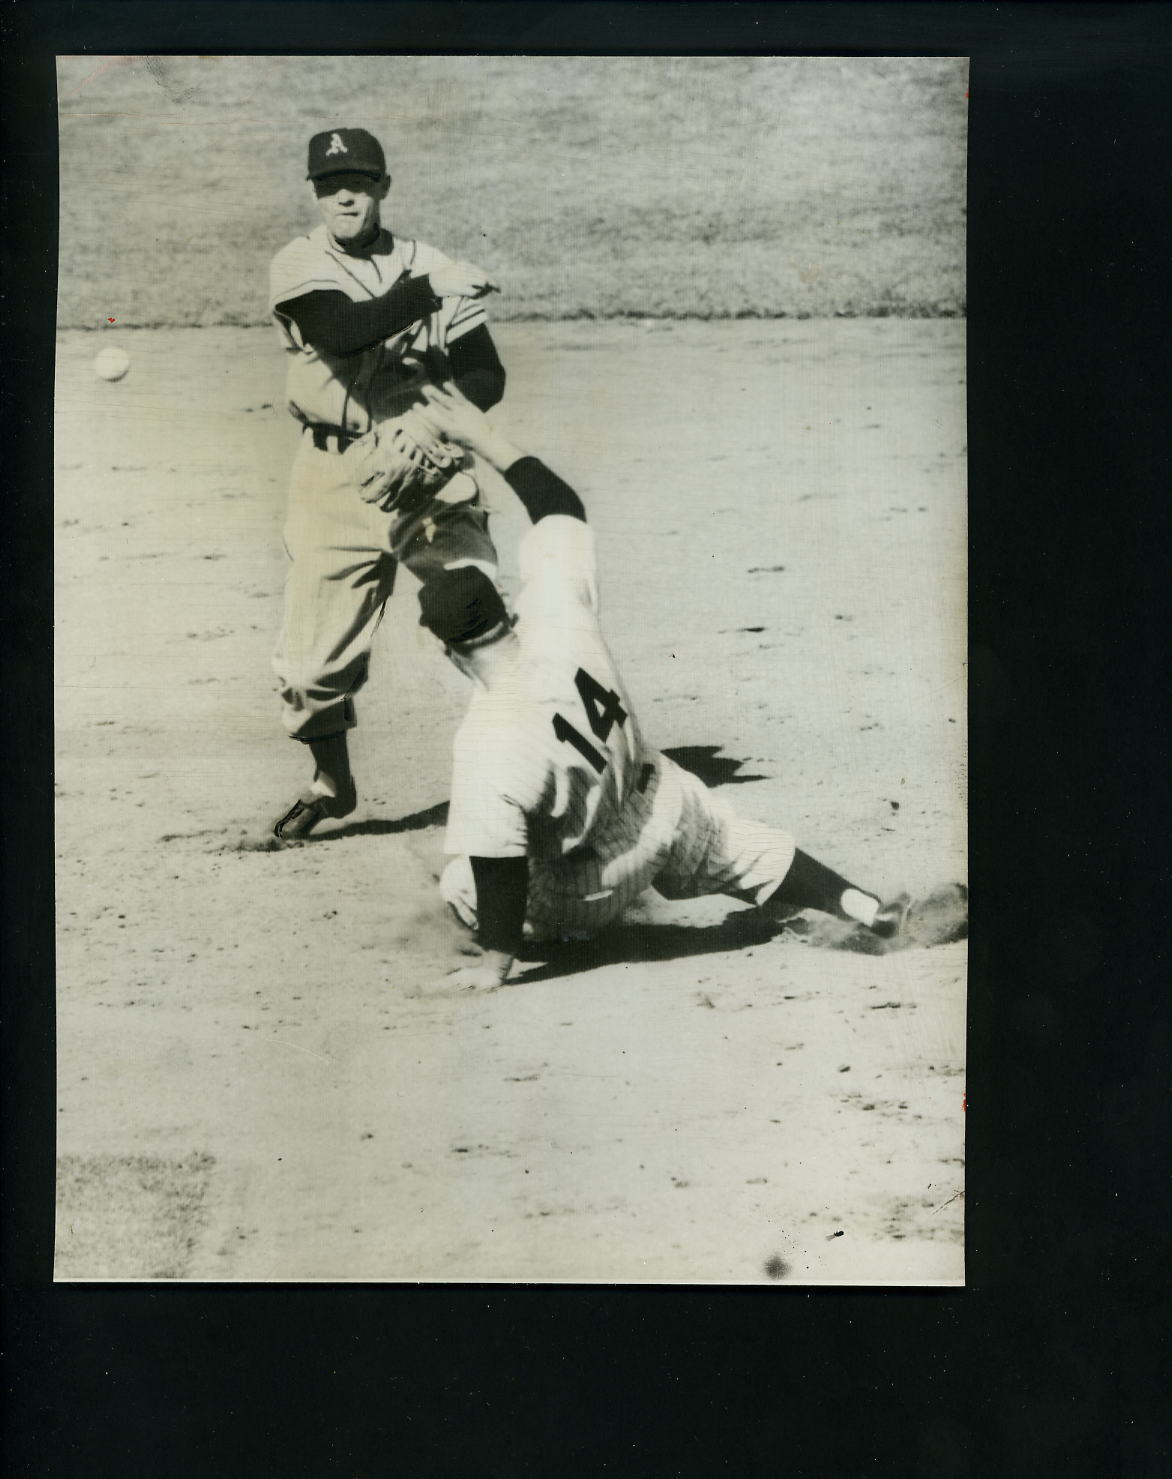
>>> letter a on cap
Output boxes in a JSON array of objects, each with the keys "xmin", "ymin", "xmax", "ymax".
[{"xmin": 307, "ymin": 128, "xmax": 386, "ymax": 180}]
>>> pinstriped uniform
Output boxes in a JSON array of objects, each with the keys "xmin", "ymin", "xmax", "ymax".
[
  {"xmin": 441, "ymin": 518, "xmax": 796, "ymax": 938},
  {"xmin": 268, "ymin": 226, "xmax": 497, "ymax": 742}
]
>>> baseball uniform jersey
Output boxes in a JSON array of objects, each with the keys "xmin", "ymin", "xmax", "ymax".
[
  {"xmin": 270, "ymin": 226, "xmax": 487, "ymax": 431},
  {"xmin": 268, "ymin": 226, "xmax": 499, "ymax": 744}
]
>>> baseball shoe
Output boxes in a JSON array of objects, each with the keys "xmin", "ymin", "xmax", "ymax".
[
  {"xmin": 833, "ymin": 884, "xmax": 967, "ymax": 954},
  {"xmin": 869, "ymin": 892, "xmax": 913, "ymax": 942},
  {"xmin": 271, "ymin": 793, "xmax": 354, "ymax": 844}
]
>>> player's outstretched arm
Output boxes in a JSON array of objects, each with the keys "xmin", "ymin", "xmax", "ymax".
[
  {"xmin": 428, "ymin": 260, "xmax": 498, "ymax": 300},
  {"xmin": 420, "ymin": 381, "xmax": 523, "ymax": 466},
  {"xmin": 420, "ymin": 384, "xmax": 586, "ymax": 523},
  {"xmin": 443, "ymin": 855, "xmax": 527, "ymax": 989},
  {"xmin": 276, "ymin": 260, "xmax": 496, "ymax": 358},
  {"xmin": 278, "ymin": 279, "xmax": 441, "ymax": 356}
]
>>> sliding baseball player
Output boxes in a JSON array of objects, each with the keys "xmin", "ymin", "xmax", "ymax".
[{"xmin": 410, "ymin": 385, "xmax": 966, "ymax": 990}]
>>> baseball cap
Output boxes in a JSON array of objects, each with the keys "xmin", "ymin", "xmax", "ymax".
[
  {"xmin": 418, "ymin": 567, "xmax": 509, "ymax": 648},
  {"xmin": 306, "ymin": 128, "xmax": 386, "ymax": 181}
]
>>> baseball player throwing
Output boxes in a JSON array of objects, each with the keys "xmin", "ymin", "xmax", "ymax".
[
  {"xmin": 268, "ymin": 128, "xmax": 506, "ymax": 840},
  {"xmin": 411, "ymin": 385, "xmax": 967, "ymax": 991}
]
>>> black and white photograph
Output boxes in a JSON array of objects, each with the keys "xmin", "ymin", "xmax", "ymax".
[{"xmin": 53, "ymin": 54, "xmax": 969, "ymax": 1284}]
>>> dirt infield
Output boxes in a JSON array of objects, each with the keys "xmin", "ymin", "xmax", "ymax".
[{"xmin": 54, "ymin": 319, "xmax": 966, "ymax": 1283}]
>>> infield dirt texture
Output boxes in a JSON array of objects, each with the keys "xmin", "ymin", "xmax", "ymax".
[{"xmin": 55, "ymin": 57, "xmax": 967, "ymax": 1284}]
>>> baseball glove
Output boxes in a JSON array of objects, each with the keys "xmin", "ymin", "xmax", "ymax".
[{"xmin": 350, "ymin": 406, "xmax": 462, "ymax": 514}]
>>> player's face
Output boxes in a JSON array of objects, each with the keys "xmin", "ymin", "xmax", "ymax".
[{"xmin": 312, "ymin": 172, "xmax": 389, "ymax": 244}]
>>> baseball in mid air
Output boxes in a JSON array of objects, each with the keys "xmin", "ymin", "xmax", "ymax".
[{"xmin": 94, "ymin": 346, "xmax": 130, "ymax": 382}]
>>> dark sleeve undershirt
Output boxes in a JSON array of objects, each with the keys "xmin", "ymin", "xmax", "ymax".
[
  {"xmin": 277, "ymin": 279, "xmax": 440, "ymax": 355},
  {"xmin": 470, "ymin": 855, "xmax": 529, "ymax": 956},
  {"xmin": 501, "ymin": 456, "xmax": 587, "ymax": 523},
  {"xmin": 447, "ymin": 324, "xmax": 506, "ymax": 411},
  {"xmin": 277, "ymin": 287, "xmax": 506, "ymax": 411}
]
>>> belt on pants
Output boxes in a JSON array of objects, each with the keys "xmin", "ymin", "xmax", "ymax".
[{"xmin": 306, "ymin": 424, "xmax": 362, "ymax": 453}]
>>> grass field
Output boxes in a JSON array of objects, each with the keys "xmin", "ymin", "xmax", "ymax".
[{"xmin": 56, "ymin": 55, "xmax": 967, "ymax": 326}]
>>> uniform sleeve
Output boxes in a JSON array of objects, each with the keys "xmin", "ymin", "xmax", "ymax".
[
  {"xmin": 269, "ymin": 237, "xmax": 342, "ymax": 314},
  {"xmin": 517, "ymin": 517, "xmax": 600, "ymax": 617},
  {"xmin": 445, "ymin": 295, "xmax": 488, "ymax": 342},
  {"xmin": 409, "ymin": 239, "xmax": 489, "ymax": 344},
  {"xmin": 444, "ymin": 730, "xmax": 532, "ymax": 859}
]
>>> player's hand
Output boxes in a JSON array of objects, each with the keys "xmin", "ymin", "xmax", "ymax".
[
  {"xmin": 442, "ymin": 963, "xmax": 510, "ymax": 992},
  {"xmin": 420, "ymin": 383, "xmax": 527, "ymax": 473},
  {"xmin": 418, "ymin": 381, "xmax": 491, "ymax": 448},
  {"xmin": 412, "ymin": 953, "xmax": 508, "ymax": 998},
  {"xmin": 428, "ymin": 260, "xmax": 498, "ymax": 300}
]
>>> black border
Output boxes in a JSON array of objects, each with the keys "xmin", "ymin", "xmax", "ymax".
[{"xmin": 4, "ymin": 5, "xmax": 1170, "ymax": 1473}]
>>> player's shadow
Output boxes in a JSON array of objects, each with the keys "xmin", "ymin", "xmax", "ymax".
[
  {"xmin": 661, "ymin": 746, "xmax": 767, "ymax": 787},
  {"xmin": 515, "ymin": 906, "xmax": 789, "ymax": 983},
  {"xmin": 325, "ymin": 800, "xmax": 449, "ymax": 839}
]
